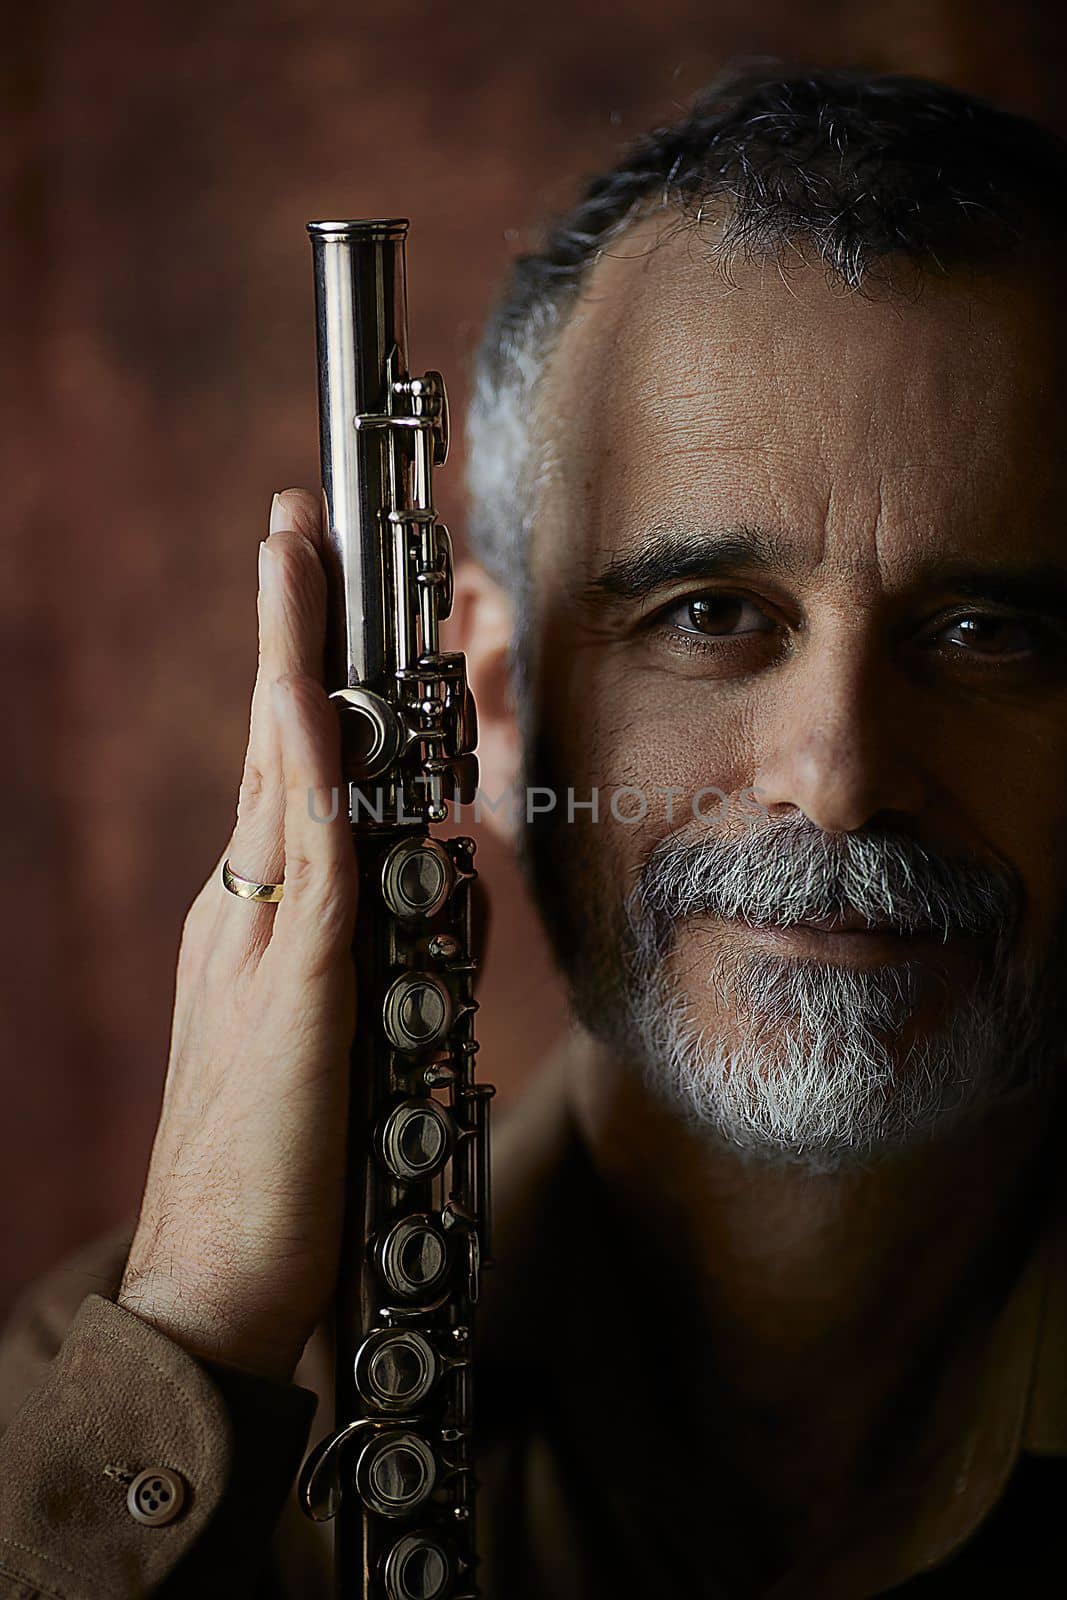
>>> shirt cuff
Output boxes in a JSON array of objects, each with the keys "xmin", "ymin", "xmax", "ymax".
[{"xmin": 0, "ymin": 1293, "xmax": 318, "ymax": 1599}]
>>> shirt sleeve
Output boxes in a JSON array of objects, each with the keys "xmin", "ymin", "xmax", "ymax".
[{"xmin": 0, "ymin": 1293, "xmax": 318, "ymax": 1599}]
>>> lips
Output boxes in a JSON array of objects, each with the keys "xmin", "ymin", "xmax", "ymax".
[
  {"xmin": 733, "ymin": 909, "xmax": 941, "ymax": 938},
  {"xmin": 790, "ymin": 911, "xmax": 902, "ymax": 933}
]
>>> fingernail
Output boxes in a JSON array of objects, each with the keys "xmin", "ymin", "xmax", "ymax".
[
  {"xmin": 269, "ymin": 491, "xmax": 288, "ymax": 535},
  {"xmin": 259, "ymin": 538, "xmax": 276, "ymax": 591}
]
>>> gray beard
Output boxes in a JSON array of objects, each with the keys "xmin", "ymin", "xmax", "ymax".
[
  {"xmin": 623, "ymin": 940, "xmax": 1055, "ymax": 1176},
  {"xmin": 521, "ymin": 777, "xmax": 1064, "ymax": 1175}
]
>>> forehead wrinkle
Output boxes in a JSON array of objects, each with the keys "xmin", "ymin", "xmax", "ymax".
[{"xmin": 531, "ymin": 217, "xmax": 1067, "ymax": 602}]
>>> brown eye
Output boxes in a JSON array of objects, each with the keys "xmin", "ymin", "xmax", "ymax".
[
  {"xmin": 664, "ymin": 593, "xmax": 776, "ymax": 638},
  {"xmin": 939, "ymin": 614, "xmax": 1043, "ymax": 657}
]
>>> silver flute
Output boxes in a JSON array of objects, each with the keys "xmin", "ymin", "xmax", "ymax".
[{"xmin": 297, "ymin": 220, "xmax": 492, "ymax": 1600}]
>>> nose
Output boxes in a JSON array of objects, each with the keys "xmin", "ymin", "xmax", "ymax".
[{"xmin": 750, "ymin": 640, "xmax": 927, "ymax": 834}]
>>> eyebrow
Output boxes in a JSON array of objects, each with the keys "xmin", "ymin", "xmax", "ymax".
[
  {"xmin": 585, "ymin": 524, "xmax": 1067, "ymax": 616},
  {"xmin": 914, "ymin": 559, "xmax": 1067, "ymax": 616},
  {"xmin": 587, "ymin": 524, "xmax": 803, "ymax": 601}
]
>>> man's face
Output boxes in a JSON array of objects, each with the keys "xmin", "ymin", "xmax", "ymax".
[{"xmin": 521, "ymin": 217, "xmax": 1067, "ymax": 1170}]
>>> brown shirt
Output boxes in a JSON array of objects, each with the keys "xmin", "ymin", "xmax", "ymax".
[{"xmin": 1, "ymin": 1053, "xmax": 1065, "ymax": 1599}]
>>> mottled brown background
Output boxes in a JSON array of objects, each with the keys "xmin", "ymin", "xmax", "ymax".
[{"xmin": 2, "ymin": 0, "xmax": 1065, "ymax": 1316}]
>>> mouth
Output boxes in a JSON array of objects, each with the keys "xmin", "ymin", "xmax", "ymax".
[
  {"xmin": 721, "ymin": 910, "xmax": 953, "ymax": 963},
  {"xmin": 789, "ymin": 910, "xmax": 911, "ymax": 934}
]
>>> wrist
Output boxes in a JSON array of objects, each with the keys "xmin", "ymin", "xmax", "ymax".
[{"xmin": 117, "ymin": 1259, "xmax": 305, "ymax": 1385}]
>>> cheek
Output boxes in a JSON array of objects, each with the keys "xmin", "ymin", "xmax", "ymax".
[
  {"xmin": 544, "ymin": 650, "xmax": 758, "ymax": 863},
  {"xmin": 958, "ymin": 733, "xmax": 1067, "ymax": 949},
  {"xmin": 902, "ymin": 693, "xmax": 1067, "ymax": 946}
]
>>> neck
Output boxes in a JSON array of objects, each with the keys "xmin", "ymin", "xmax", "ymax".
[{"xmin": 562, "ymin": 1026, "xmax": 1060, "ymax": 1568}]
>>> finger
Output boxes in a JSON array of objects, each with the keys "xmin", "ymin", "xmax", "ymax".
[
  {"xmin": 234, "ymin": 489, "xmax": 325, "ymax": 857},
  {"xmin": 224, "ymin": 491, "xmax": 328, "ymax": 953},
  {"xmin": 269, "ymin": 671, "xmax": 357, "ymax": 974},
  {"xmin": 255, "ymin": 483, "xmax": 327, "ymax": 691},
  {"xmin": 269, "ymin": 484, "xmax": 326, "ymax": 555},
  {"xmin": 247, "ymin": 488, "xmax": 327, "ymax": 774}
]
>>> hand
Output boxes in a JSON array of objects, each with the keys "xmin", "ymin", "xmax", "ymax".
[{"xmin": 118, "ymin": 489, "xmax": 358, "ymax": 1383}]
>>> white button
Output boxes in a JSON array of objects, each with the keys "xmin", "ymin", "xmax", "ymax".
[{"xmin": 126, "ymin": 1467, "xmax": 186, "ymax": 1526}]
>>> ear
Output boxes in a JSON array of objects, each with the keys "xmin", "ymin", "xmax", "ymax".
[{"xmin": 446, "ymin": 559, "xmax": 521, "ymax": 845}]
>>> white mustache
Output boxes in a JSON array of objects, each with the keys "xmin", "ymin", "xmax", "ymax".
[{"xmin": 633, "ymin": 812, "xmax": 1017, "ymax": 947}]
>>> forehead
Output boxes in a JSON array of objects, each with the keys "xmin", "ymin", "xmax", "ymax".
[{"xmin": 533, "ymin": 216, "xmax": 1067, "ymax": 587}]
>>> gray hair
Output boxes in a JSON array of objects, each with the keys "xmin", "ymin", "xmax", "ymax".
[{"xmin": 464, "ymin": 61, "xmax": 1067, "ymax": 630}]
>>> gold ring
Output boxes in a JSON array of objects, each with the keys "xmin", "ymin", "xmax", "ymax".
[{"xmin": 222, "ymin": 859, "xmax": 285, "ymax": 903}]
